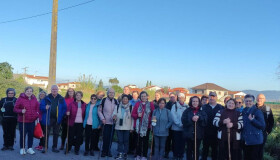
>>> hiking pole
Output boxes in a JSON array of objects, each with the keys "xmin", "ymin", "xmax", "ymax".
[
  {"xmin": 227, "ymin": 128, "xmax": 231, "ymax": 160},
  {"xmin": 22, "ymin": 108, "xmax": 25, "ymax": 156},
  {"xmin": 150, "ymin": 128, "xmax": 154, "ymax": 160},
  {"xmin": 194, "ymin": 121, "xmax": 197, "ymax": 160},
  {"xmin": 98, "ymin": 125, "xmax": 105, "ymax": 160},
  {"xmin": 107, "ymin": 120, "xmax": 116, "ymax": 160},
  {"xmin": 45, "ymin": 108, "xmax": 48, "ymax": 153},
  {"xmin": 65, "ymin": 115, "xmax": 69, "ymax": 155}
]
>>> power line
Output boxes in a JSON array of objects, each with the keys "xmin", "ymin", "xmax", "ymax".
[{"xmin": 0, "ymin": 0, "xmax": 95, "ymax": 24}]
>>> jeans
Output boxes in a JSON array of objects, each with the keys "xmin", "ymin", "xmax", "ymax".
[
  {"xmin": 136, "ymin": 129, "xmax": 150, "ymax": 157},
  {"xmin": 154, "ymin": 136, "xmax": 167, "ymax": 159},
  {"xmin": 116, "ymin": 130, "xmax": 130, "ymax": 153},
  {"xmin": 18, "ymin": 122, "xmax": 35, "ymax": 148}
]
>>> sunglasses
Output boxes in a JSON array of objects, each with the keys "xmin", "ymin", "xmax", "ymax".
[{"xmin": 91, "ymin": 98, "xmax": 97, "ymax": 100}]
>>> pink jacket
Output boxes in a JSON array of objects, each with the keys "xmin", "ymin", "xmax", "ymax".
[
  {"xmin": 14, "ymin": 93, "xmax": 40, "ymax": 123},
  {"xmin": 98, "ymin": 98, "xmax": 117, "ymax": 125},
  {"xmin": 131, "ymin": 101, "xmax": 155, "ymax": 128},
  {"xmin": 67, "ymin": 101, "xmax": 86, "ymax": 126}
]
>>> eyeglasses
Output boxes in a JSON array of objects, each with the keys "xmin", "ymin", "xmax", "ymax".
[{"xmin": 237, "ymin": 102, "xmax": 242, "ymax": 104}]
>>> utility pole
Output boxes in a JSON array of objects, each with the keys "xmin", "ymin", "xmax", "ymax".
[
  {"xmin": 48, "ymin": 0, "xmax": 58, "ymax": 93},
  {"xmin": 22, "ymin": 67, "xmax": 28, "ymax": 75}
]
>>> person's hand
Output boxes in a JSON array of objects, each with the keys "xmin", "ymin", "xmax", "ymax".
[
  {"xmin": 138, "ymin": 112, "xmax": 142, "ymax": 118},
  {"xmin": 130, "ymin": 130, "xmax": 133, "ymax": 133},
  {"xmin": 98, "ymin": 126, "xmax": 101, "ymax": 129},
  {"xmin": 223, "ymin": 118, "xmax": 231, "ymax": 124},
  {"xmin": 248, "ymin": 114, "xmax": 255, "ymax": 120},
  {"xmin": 22, "ymin": 109, "xmax": 26, "ymax": 114},
  {"xmin": 227, "ymin": 122, "xmax": 233, "ymax": 128},
  {"xmin": 66, "ymin": 111, "xmax": 70, "ymax": 116},
  {"xmin": 192, "ymin": 115, "xmax": 199, "ymax": 122},
  {"xmin": 46, "ymin": 105, "xmax": 50, "ymax": 110},
  {"xmin": 113, "ymin": 115, "xmax": 117, "ymax": 120},
  {"xmin": 102, "ymin": 119, "xmax": 106, "ymax": 124}
]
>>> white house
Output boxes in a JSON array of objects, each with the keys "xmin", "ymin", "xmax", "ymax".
[
  {"xmin": 229, "ymin": 91, "xmax": 246, "ymax": 98},
  {"xmin": 24, "ymin": 74, "xmax": 48, "ymax": 88},
  {"xmin": 142, "ymin": 85, "xmax": 162, "ymax": 91},
  {"xmin": 57, "ymin": 82, "xmax": 80, "ymax": 90},
  {"xmin": 127, "ymin": 84, "xmax": 137, "ymax": 88}
]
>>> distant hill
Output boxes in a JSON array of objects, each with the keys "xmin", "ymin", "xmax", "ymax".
[{"xmin": 242, "ymin": 90, "xmax": 280, "ymax": 102}]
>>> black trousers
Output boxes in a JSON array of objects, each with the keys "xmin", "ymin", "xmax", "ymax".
[
  {"xmin": 218, "ymin": 141, "xmax": 241, "ymax": 160},
  {"xmin": 41, "ymin": 118, "xmax": 61, "ymax": 149},
  {"xmin": 68, "ymin": 123, "xmax": 84, "ymax": 152},
  {"xmin": 244, "ymin": 144, "xmax": 262, "ymax": 160},
  {"xmin": 186, "ymin": 138, "xmax": 201, "ymax": 160},
  {"xmin": 165, "ymin": 129, "xmax": 173, "ymax": 156},
  {"xmin": 172, "ymin": 130, "xmax": 184, "ymax": 158},
  {"xmin": 202, "ymin": 137, "xmax": 218, "ymax": 160},
  {"xmin": 2, "ymin": 117, "xmax": 17, "ymax": 147},
  {"xmin": 129, "ymin": 131, "xmax": 137, "ymax": 152},
  {"xmin": 60, "ymin": 119, "xmax": 68, "ymax": 147},
  {"xmin": 102, "ymin": 124, "xmax": 115, "ymax": 155},
  {"xmin": 84, "ymin": 125, "xmax": 99, "ymax": 151},
  {"xmin": 136, "ymin": 129, "xmax": 150, "ymax": 158},
  {"xmin": 260, "ymin": 132, "xmax": 267, "ymax": 160}
]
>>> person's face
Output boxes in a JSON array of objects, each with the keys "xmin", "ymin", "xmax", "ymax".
[
  {"xmin": 159, "ymin": 101, "xmax": 165, "ymax": 109},
  {"xmin": 192, "ymin": 98, "xmax": 199, "ymax": 108},
  {"xmin": 7, "ymin": 91, "xmax": 15, "ymax": 98},
  {"xmin": 178, "ymin": 96, "xmax": 185, "ymax": 104},
  {"xmin": 227, "ymin": 100, "xmax": 236, "ymax": 110},
  {"xmin": 97, "ymin": 92, "xmax": 105, "ymax": 100},
  {"xmin": 39, "ymin": 93, "xmax": 46, "ymax": 100},
  {"xmin": 123, "ymin": 87, "xmax": 130, "ymax": 95},
  {"xmin": 201, "ymin": 98, "xmax": 209, "ymax": 105},
  {"xmin": 76, "ymin": 93, "xmax": 82, "ymax": 101},
  {"xmin": 155, "ymin": 93, "xmax": 161, "ymax": 101},
  {"xmin": 169, "ymin": 94, "xmax": 176, "ymax": 103},
  {"xmin": 141, "ymin": 93, "xmax": 148, "ymax": 102},
  {"xmin": 122, "ymin": 97, "xmax": 129, "ymax": 104},
  {"xmin": 91, "ymin": 96, "xmax": 97, "ymax": 103},
  {"xmin": 25, "ymin": 89, "xmax": 33, "ymax": 98},
  {"xmin": 236, "ymin": 99, "xmax": 243, "ymax": 108},
  {"xmin": 108, "ymin": 90, "xmax": 115, "ymax": 99},
  {"xmin": 51, "ymin": 87, "xmax": 58, "ymax": 96},
  {"xmin": 209, "ymin": 96, "xmax": 217, "ymax": 104},
  {"xmin": 257, "ymin": 94, "xmax": 266, "ymax": 106},
  {"xmin": 245, "ymin": 98, "xmax": 254, "ymax": 108},
  {"xmin": 68, "ymin": 89, "xmax": 74, "ymax": 97},
  {"xmin": 132, "ymin": 93, "xmax": 138, "ymax": 100}
]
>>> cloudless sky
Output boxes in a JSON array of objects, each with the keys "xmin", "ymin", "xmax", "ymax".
[{"xmin": 0, "ymin": 0, "xmax": 280, "ymax": 91}]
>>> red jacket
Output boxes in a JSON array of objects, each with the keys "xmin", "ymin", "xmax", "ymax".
[
  {"xmin": 131, "ymin": 101, "xmax": 155, "ymax": 128},
  {"xmin": 67, "ymin": 100, "xmax": 86, "ymax": 126},
  {"xmin": 14, "ymin": 93, "xmax": 39, "ymax": 123}
]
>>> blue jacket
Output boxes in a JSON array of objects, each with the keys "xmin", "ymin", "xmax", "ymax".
[
  {"xmin": 83, "ymin": 99, "xmax": 101, "ymax": 129},
  {"xmin": 40, "ymin": 94, "xmax": 67, "ymax": 125},
  {"xmin": 152, "ymin": 108, "xmax": 173, "ymax": 136},
  {"xmin": 242, "ymin": 105, "xmax": 266, "ymax": 145}
]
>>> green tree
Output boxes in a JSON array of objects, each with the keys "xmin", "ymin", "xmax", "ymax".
[
  {"xmin": 149, "ymin": 81, "xmax": 152, "ymax": 86},
  {"xmin": 77, "ymin": 74, "xmax": 96, "ymax": 91},
  {"xmin": 112, "ymin": 85, "xmax": 123, "ymax": 95},
  {"xmin": 163, "ymin": 86, "xmax": 169, "ymax": 94},
  {"xmin": 109, "ymin": 77, "xmax": 119, "ymax": 86},
  {"xmin": 0, "ymin": 62, "xmax": 13, "ymax": 80},
  {"xmin": 96, "ymin": 79, "xmax": 105, "ymax": 91},
  {"xmin": 146, "ymin": 80, "xmax": 149, "ymax": 87}
]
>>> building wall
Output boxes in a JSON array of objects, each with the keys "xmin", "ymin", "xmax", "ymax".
[{"xmin": 24, "ymin": 77, "xmax": 48, "ymax": 88}]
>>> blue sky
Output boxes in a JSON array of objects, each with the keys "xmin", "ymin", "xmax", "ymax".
[{"xmin": 0, "ymin": 0, "xmax": 280, "ymax": 91}]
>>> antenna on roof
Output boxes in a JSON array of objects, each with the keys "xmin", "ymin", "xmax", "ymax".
[{"xmin": 22, "ymin": 67, "xmax": 29, "ymax": 75}]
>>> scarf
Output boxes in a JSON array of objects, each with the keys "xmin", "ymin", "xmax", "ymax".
[
  {"xmin": 120, "ymin": 102, "xmax": 130, "ymax": 119},
  {"xmin": 136, "ymin": 101, "xmax": 151, "ymax": 137}
]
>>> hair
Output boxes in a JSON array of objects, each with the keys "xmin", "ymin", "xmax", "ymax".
[
  {"xmin": 6, "ymin": 88, "xmax": 16, "ymax": 96},
  {"xmin": 225, "ymin": 98, "xmax": 237, "ymax": 108},
  {"xmin": 76, "ymin": 91, "xmax": 83, "ymax": 97},
  {"xmin": 38, "ymin": 91, "xmax": 47, "ymax": 100},
  {"xmin": 201, "ymin": 95, "xmax": 209, "ymax": 100},
  {"xmin": 107, "ymin": 88, "xmax": 115, "ymax": 95},
  {"xmin": 96, "ymin": 90, "xmax": 105, "ymax": 96},
  {"xmin": 65, "ymin": 88, "xmax": 75, "ymax": 99},
  {"xmin": 224, "ymin": 96, "xmax": 232, "ymax": 103},
  {"xmin": 235, "ymin": 97, "xmax": 244, "ymax": 103},
  {"xmin": 132, "ymin": 91, "xmax": 139, "ymax": 96},
  {"xmin": 122, "ymin": 94, "xmax": 130, "ymax": 100},
  {"xmin": 188, "ymin": 96, "xmax": 202, "ymax": 108},
  {"xmin": 158, "ymin": 98, "xmax": 166, "ymax": 104},
  {"xmin": 169, "ymin": 92, "xmax": 176, "ymax": 97},
  {"xmin": 123, "ymin": 86, "xmax": 130, "ymax": 90},
  {"xmin": 51, "ymin": 85, "xmax": 58, "ymax": 90},
  {"xmin": 177, "ymin": 93, "xmax": 186, "ymax": 98},
  {"xmin": 244, "ymin": 94, "xmax": 255, "ymax": 101},
  {"xmin": 139, "ymin": 91, "xmax": 149, "ymax": 101},
  {"xmin": 24, "ymin": 86, "xmax": 34, "ymax": 92}
]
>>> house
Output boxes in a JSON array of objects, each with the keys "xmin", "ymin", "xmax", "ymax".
[
  {"xmin": 142, "ymin": 85, "xmax": 162, "ymax": 91},
  {"xmin": 57, "ymin": 82, "xmax": 81, "ymax": 90},
  {"xmin": 130, "ymin": 88, "xmax": 142, "ymax": 94},
  {"xmin": 169, "ymin": 87, "xmax": 189, "ymax": 94},
  {"xmin": 228, "ymin": 91, "xmax": 246, "ymax": 98},
  {"xmin": 191, "ymin": 83, "xmax": 229, "ymax": 99},
  {"xmin": 24, "ymin": 74, "xmax": 49, "ymax": 88},
  {"xmin": 127, "ymin": 84, "xmax": 137, "ymax": 88}
]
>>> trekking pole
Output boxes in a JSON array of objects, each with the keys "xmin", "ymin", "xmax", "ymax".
[
  {"xmin": 65, "ymin": 115, "xmax": 69, "ymax": 155},
  {"xmin": 45, "ymin": 108, "xmax": 48, "ymax": 153},
  {"xmin": 194, "ymin": 121, "xmax": 197, "ymax": 160},
  {"xmin": 150, "ymin": 128, "xmax": 154, "ymax": 160},
  {"xmin": 22, "ymin": 108, "xmax": 25, "ymax": 156},
  {"xmin": 227, "ymin": 128, "xmax": 231, "ymax": 160},
  {"xmin": 107, "ymin": 120, "xmax": 116, "ymax": 160}
]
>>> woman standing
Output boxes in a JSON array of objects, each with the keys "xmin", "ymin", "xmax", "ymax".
[
  {"xmin": 171, "ymin": 93, "xmax": 188, "ymax": 160},
  {"xmin": 66, "ymin": 91, "xmax": 86, "ymax": 155},
  {"xmin": 213, "ymin": 98, "xmax": 243, "ymax": 160},
  {"xmin": 14, "ymin": 86, "xmax": 40, "ymax": 155},
  {"xmin": 35, "ymin": 91, "xmax": 47, "ymax": 151},
  {"xmin": 0, "ymin": 88, "xmax": 17, "ymax": 151},
  {"xmin": 83, "ymin": 94, "xmax": 101, "ymax": 156},
  {"xmin": 152, "ymin": 98, "xmax": 173, "ymax": 160},
  {"xmin": 60, "ymin": 88, "xmax": 75, "ymax": 150},
  {"xmin": 182, "ymin": 96, "xmax": 207, "ymax": 160},
  {"xmin": 113, "ymin": 95, "xmax": 133, "ymax": 159},
  {"xmin": 132, "ymin": 91, "xmax": 155, "ymax": 160}
]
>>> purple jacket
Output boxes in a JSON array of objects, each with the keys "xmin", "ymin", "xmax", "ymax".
[{"xmin": 67, "ymin": 101, "xmax": 86, "ymax": 127}]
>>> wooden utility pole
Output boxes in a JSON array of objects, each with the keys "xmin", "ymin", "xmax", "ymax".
[{"xmin": 48, "ymin": 0, "xmax": 58, "ymax": 92}]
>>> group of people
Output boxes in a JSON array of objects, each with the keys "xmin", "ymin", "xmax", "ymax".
[{"xmin": 0, "ymin": 85, "xmax": 275, "ymax": 160}]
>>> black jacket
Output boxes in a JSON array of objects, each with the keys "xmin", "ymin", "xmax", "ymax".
[
  {"xmin": 166, "ymin": 101, "xmax": 175, "ymax": 110},
  {"xmin": 0, "ymin": 97, "xmax": 17, "ymax": 118},
  {"xmin": 202, "ymin": 103, "xmax": 224, "ymax": 139},
  {"xmin": 256, "ymin": 104, "xmax": 274, "ymax": 134},
  {"xmin": 181, "ymin": 107, "xmax": 207, "ymax": 140}
]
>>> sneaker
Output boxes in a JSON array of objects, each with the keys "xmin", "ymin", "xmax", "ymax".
[
  {"xmin": 8, "ymin": 146, "xmax": 14, "ymax": 151},
  {"xmin": 20, "ymin": 148, "xmax": 26, "ymax": 155},
  {"xmin": 123, "ymin": 153, "xmax": 128, "ymax": 159},
  {"xmin": 27, "ymin": 148, "xmax": 35, "ymax": 155},
  {"xmin": 115, "ymin": 153, "xmax": 122, "ymax": 159},
  {"xmin": 1, "ymin": 146, "xmax": 8, "ymax": 151},
  {"xmin": 135, "ymin": 156, "xmax": 141, "ymax": 160},
  {"xmin": 141, "ymin": 157, "xmax": 147, "ymax": 160},
  {"xmin": 35, "ymin": 146, "xmax": 43, "ymax": 151}
]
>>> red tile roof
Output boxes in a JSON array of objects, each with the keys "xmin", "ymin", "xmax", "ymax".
[
  {"xmin": 191, "ymin": 83, "xmax": 228, "ymax": 91},
  {"xmin": 25, "ymin": 74, "xmax": 48, "ymax": 80}
]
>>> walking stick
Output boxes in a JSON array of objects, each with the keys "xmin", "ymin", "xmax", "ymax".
[
  {"xmin": 45, "ymin": 108, "xmax": 48, "ymax": 153},
  {"xmin": 227, "ymin": 128, "xmax": 231, "ymax": 160},
  {"xmin": 107, "ymin": 121, "xmax": 115, "ymax": 160},
  {"xmin": 66, "ymin": 115, "xmax": 69, "ymax": 154},
  {"xmin": 150, "ymin": 128, "xmax": 154, "ymax": 160},
  {"xmin": 98, "ymin": 125, "xmax": 105, "ymax": 160},
  {"xmin": 194, "ymin": 121, "xmax": 197, "ymax": 160},
  {"xmin": 22, "ymin": 108, "xmax": 25, "ymax": 156}
]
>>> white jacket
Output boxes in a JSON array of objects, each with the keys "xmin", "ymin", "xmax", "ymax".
[
  {"xmin": 112, "ymin": 104, "xmax": 134, "ymax": 131},
  {"xmin": 171, "ymin": 101, "xmax": 188, "ymax": 131}
]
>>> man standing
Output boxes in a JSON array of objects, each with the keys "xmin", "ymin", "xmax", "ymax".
[
  {"xmin": 40, "ymin": 85, "xmax": 67, "ymax": 153},
  {"xmin": 118, "ymin": 86, "xmax": 132, "ymax": 102},
  {"xmin": 202, "ymin": 92, "xmax": 223, "ymax": 160},
  {"xmin": 256, "ymin": 94, "xmax": 274, "ymax": 159}
]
